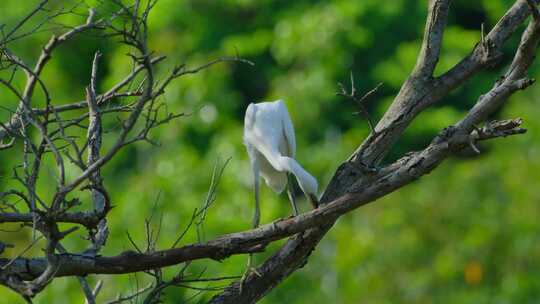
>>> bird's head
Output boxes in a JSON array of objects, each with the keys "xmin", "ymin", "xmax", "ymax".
[{"xmin": 301, "ymin": 173, "xmax": 319, "ymax": 207}]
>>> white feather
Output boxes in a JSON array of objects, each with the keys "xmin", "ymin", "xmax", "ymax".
[{"xmin": 244, "ymin": 100, "xmax": 318, "ymax": 198}]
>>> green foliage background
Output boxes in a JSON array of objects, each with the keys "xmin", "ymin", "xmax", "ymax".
[{"xmin": 1, "ymin": 0, "xmax": 540, "ymax": 303}]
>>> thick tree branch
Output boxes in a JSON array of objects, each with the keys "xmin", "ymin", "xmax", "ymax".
[
  {"xmin": 352, "ymin": 0, "xmax": 535, "ymax": 167},
  {"xmin": 458, "ymin": 14, "xmax": 540, "ymax": 131},
  {"xmin": 412, "ymin": 0, "xmax": 451, "ymax": 79},
  {"xmin": 209, "ymin": 1, "xmax": 540, "ymax": 302}
]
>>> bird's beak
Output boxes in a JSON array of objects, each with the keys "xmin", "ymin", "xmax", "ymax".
[{"xmin": 308, "ymin": 194, "xmax": 319, "ymax": 209}]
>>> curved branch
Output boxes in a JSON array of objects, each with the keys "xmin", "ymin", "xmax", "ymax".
[{"xmin": 0, "ymin": 117, "xmax": 526, "ymax": 283}]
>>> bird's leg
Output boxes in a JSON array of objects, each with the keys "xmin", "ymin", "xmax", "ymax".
[
  {"xmin": 252, "ymin": 180, "xmax": 260, "ymax": 228},
  {"xmin": 286, "ymin": 173, "xmax": 299, "ymax": 216},
  {"xmin": 240, "ymin": 169, "xmax": 262, "ymax": 293}
]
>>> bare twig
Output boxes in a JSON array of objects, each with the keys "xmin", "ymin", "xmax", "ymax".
[{"xmin": 337, "ymin": 74, "xmax": 382, "ymax": 133}]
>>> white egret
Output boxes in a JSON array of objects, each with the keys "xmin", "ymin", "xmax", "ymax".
[
  {"xmin": 244, "ymin": 99, "xmax": 319, "ymax": 226},
  {"xmin": 241, "ymin": 99, "xmax": 319, "ymax": 288}
]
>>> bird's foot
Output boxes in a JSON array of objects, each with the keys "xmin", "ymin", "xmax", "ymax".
[{"xmin": 239, "ymin": 266, "xmax": 262, "ymax": 294}]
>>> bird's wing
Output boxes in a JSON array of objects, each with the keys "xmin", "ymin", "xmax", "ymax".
[
  {"xmin": 258, "ymin": 149, "xmax": 287, "ymax": 193},
  {"xmin": 244, "ymin": 102, "xmax": 288, "ymax": 193},
  {"xmin": 278, "ymin": 100, "xmax": 296, "ymax": 157}
]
